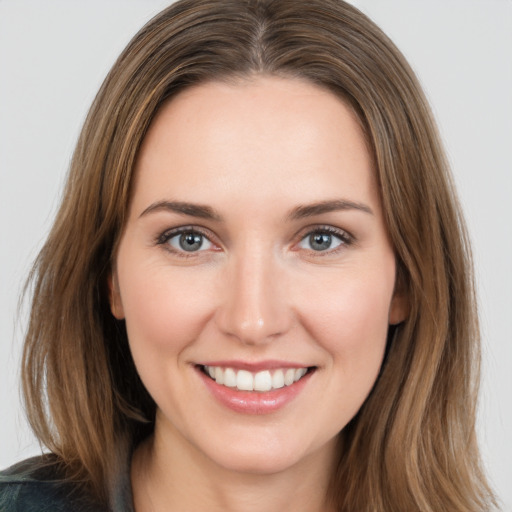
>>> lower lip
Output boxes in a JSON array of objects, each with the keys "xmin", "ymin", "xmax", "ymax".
[{"xmin": 197, "ymin": 368, "xmax": 313, "ymax": 415}]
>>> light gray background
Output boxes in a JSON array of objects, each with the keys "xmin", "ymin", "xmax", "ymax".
[{"xmin": 1, "ymin": 0, "xmax": 511, "ymax": 509}]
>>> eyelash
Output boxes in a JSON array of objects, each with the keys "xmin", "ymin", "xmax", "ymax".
[
  {"xmin": 155, "ymin": 225, "xmax": 354, "ymax": 258},
  {"xmin": 155, "ymin": 226, "xmax": 217, "ymax": 258},
  {"xmin": 297, "ymin": 225, "xmax": 354, "ymax": 256}
]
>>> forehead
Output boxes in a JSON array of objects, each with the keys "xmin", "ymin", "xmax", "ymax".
[{"xmin": 131, "ymin": 76, "xmax": 378, "ymax": 215}]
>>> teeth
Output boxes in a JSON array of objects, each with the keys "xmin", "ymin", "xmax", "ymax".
[
  {"xmin": 284, "ymin": 368, "xmax": 295, "ymax": 386},
  {"xmin": 254, "ymin": 370, "xmax": 272, "ymax": 392},
  {"xmin": 272, "ymin": 369, "xmax": 285, "ymax": 389},
  {"xmin": 295, "ymin": 368, "xmax": 307, "ymax": 381},
  {"xmin": 224, "ymin": 367, "xmax": 237, "ymax": 387},
  {"xmin": 214, "ymin": 366, "xmax": 224, "ymax": 385},
  {"xmin": 203, "ymin": 366, "xmax": 310, "ymax": 392},
  {"xmin": 237, "ymin": 370, "xmax": 254, "ymax": 391}
]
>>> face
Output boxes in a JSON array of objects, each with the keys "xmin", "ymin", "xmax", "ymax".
[{"xmin": 110, "ymin": 76, "xmax": 407, "ymax": 475}]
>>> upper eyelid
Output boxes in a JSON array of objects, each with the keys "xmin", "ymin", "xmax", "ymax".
[
  {"xmin": 294, "ymin": 224, "xmax": 354, "ymax": 242},
  {"xmin": 157, "ymin": 225, "xmax": 215, "ymax": 243}
]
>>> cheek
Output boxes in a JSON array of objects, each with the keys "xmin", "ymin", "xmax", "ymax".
[
  {"xmin": 117, "ymin": 259, "xmax": 216, "ymax": 361},
  {"xmin": 297, "ymin": 262, "xmax": 394, "ymax": 370}
]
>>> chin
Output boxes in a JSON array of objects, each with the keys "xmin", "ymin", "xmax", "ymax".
[
  {"xmin": 199, "ymin": 430, "xmax": 335, "ymax": 476},
  {"xmin": 211, "ymin": 449, "xmax": 304, "ymax": 475}
]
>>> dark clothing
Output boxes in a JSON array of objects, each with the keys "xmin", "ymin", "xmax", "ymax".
[{"xmin": 0, "ymin": 456, "xmax": 134, "ymax": 512}]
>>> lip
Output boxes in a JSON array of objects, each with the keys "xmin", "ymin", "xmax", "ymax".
[{"xmin": 195, "ymin": 363, "xmax": 315, "ymax": 415}]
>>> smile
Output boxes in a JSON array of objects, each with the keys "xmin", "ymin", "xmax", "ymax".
[{"xmin": 201, "ymin": 365, "xmax": 310, "ymax": 392}]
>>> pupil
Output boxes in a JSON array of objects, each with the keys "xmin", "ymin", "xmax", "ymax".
[
  {"xmin": 179, "ymin": 232, "xmax": 202, "ymax": 251},
  {"xmin": 310, "ymin": 233, "xmax": 331, "ymax": 251}
]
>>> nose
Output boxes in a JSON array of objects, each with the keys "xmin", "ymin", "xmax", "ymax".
[{"xmin": 215, "ymin": 246, "xmax": 293, "ymax": 345}]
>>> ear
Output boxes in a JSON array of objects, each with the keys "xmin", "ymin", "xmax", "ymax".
[
  {"xmin": 389, "ymin": 273, "xmax": 409, "ymax": 325},
  {"xmin": 389, "ymin": 291, "xmax": 409, "ymax": 325},
  {"xmin": 108, "ymin": 271, "xmax": 125, "ymax": 320}
]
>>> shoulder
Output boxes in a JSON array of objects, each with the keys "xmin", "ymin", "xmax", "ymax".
[{"xmin": 0, "ymin": 455, "xmax": 107, "ymax": 512}]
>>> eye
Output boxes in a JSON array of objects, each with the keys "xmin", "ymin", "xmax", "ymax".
[
  {"xmin": 297, "ymin": 228, "xmax": 350, "ymax": 252},
  {"xmin": 160, "ymin": 229, "xmax": 214, "ymax": 253}
]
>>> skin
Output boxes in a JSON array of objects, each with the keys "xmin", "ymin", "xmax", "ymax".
[{"xmin": 110, "ymin": 76, "xmax": 408, "ymax": 512}]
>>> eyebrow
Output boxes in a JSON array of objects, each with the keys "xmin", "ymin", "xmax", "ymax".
[
  {"xmin": 139, "ymin": 200, "xmax": 223, "ymax": 221},
  {"xmin": 139, "ymin": 198, "xmax": 373, "ymax": 222},
  {"xmin": 287, "ymin": 199, "xmax": 373, "ymax": 220}
]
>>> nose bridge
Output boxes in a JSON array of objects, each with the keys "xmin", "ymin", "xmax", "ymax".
[{"xmin": 216, "ymin": 241, "xmax": 290, "ymax": 344}]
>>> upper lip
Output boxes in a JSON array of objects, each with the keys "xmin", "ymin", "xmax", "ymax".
[{"xmin": 196, "ymin": 360, "xmax": 314, "ymax": 372}]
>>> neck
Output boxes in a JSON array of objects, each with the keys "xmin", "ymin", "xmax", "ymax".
[{"xmin": 131, "ymin": 422, "xmax": 337, "ymax": 512}]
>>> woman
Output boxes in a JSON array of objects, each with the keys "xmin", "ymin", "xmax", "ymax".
[{"xmin": 0, "ymin": 0, "xmax": 497, "ymax": 510}]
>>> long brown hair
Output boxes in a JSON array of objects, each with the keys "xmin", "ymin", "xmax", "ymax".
[{"xmin": 21, "ymin": 0, "xmax": 496, "ymax": 509}]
